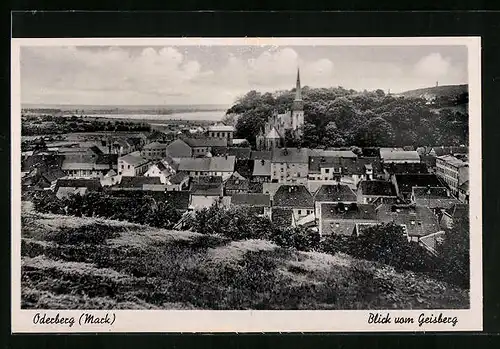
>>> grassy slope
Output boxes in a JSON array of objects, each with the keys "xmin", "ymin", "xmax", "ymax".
[
  {"xmin": 21, "ymin": 202, "xmax": 469, "ymax": 310},
  {"xmin": 398, "ymin": 84, "xmax": 468, "ymax": 99}
]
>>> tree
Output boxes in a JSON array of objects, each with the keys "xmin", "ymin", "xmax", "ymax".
[
  {"xmin": 323, "ymin": 121, "xmax": 346, "ymax": 147},
  {"xmin": 146, "ymin": 201, "xmax": 181, "ymax": 229},
  {"xmin": 437, "ymin": 215, "xmax": 469, "ymax": 288},
  {"xmin": 355, "ymin": 117, "xmax": 395, "ymax": 147}
]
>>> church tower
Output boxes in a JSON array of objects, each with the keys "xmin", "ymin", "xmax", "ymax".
[{"xmin": 291, "ymin": 67, "xmax": 304, "ymax": 138}]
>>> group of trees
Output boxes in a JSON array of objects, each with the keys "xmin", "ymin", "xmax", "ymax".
[
  {"xmin": 192, "ymin": 201, "xmax": 321, "ymax": 251},
  {"xmin": 22, "ymin": 114, "xmax": 151, "ymax": 136},
  {"xmin": 229, "ymin": 87, "xmax": 468, "ymax": 148},
  {"xmin": 33, "ymin": 191, "xmax": 180, "ymax": 230},
  {"xmin": 321, "ymin": 221, "xmax": 469, "ymax": 288},
  {"xmin": 322, "ymin": 223, "xmax": 438, "ymax": 273}
]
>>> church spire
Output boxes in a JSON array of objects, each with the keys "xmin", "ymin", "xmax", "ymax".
[{"xmin": 295, "ymin": 67, "xmax": 302, "ymax": 101}]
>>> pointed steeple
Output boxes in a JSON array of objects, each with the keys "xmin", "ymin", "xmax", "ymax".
[
  {"xmin": 295, "ymin": 67, "xmax": 302, "ymax": 101},
  {"xmin": 292, "ymin": 67, "xmax": 304, "ymax": 112}
]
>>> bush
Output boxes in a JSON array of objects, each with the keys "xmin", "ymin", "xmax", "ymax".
[
  {"xmin": 192, "ymin": 203, "xmax": 320, "ymax": 251},
  {"xmin": 33, "ymin": 192, "xmax": 182, "ymax": 230},
  {"xmin": 321, "ymin": 223, "xmax": 438, "ymax": 274},
  {"xmin": 33, "ymin": 192, "xmax": 64, "ymax": 214}
]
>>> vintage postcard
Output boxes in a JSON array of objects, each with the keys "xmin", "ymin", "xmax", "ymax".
[{"xmin": 11, "ymin": 37, "xmax": 482, "ymax": 332}]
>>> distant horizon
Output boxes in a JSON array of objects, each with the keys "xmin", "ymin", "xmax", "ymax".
[
  {"xmin": 21, "ymin": 45, "xmax": 468, "ymax": 106},
  {"xmin": 21, "ymin": 83, "xmax": 468, "ymax": 110}
]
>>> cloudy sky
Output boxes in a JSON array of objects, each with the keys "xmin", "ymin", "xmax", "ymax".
[{"xmin": 20, "ymin": 45, "xmax": 468, "ymax": 106}]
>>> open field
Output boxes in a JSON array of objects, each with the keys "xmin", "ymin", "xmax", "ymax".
[{"xmin": 20, "ymin": 202, "xmax": 469, "ymax": 310}]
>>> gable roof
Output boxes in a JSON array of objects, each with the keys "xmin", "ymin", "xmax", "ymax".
[
  {"xmin": 266, "ymin": 127, "xmax": 281, "ymax": 139},
  {"xmin": 208, "ymin": 124, "xmax": 235, "ymax": 132},
  {"xmin": 309, "ymin": 149, "xmax": 357, "ymax": 158},
  {"xmin": 314, "ymin": 184, "xmax": 357, "ymax": 202},
  {"xmin": 209, "ymin": 156, "xmax": 236, "ymax": 172},
  {"xmin": 383, "ymin": 162, "xmax": 429, "ymax": 175},
  {"xmin": 444, "ymin": 203, "xmax": 469, "ymax": 221},
  {"xmin": 376, "ymin": 204, "xmax": 440, "ymax": 237},
  {"xmin": 459, "ymin": 180, "xmax": 469, "ymax": 192},
  {"xmin": 119, "ymin": 151, "xmax": 150, "ymax": 167},
  {"xmin": 190, "ymin": 183, "xmax": 223, "ymax": 196},
  {"xmin": 40, "ymin": 168, "xmax": 66, "ymax": 183},
  {"xmin": 250, "ymin": 150, "xmax": 272, "ymax": 160},
  {"xmin": 183, "ymin": 137, "xmax": 228, "ymax": 148},
  {"xmin": 437, "ymin": 155, "xmax": 468, "ymax": 168},
  {"xmin": 168, "ymin": 171, "xmax": 190, "ymax": 184},
  {"xmin": 359, "ymin": 180, "xmax": 397, "ymax": 196},
  {"xmin": 412, "ymin": 186, "xmax": 460, "ymax": 209},
  {"xmin": 177, "ymin": 156, "xmax": 236, "ymax": 173},
  {"xmin": 380, "ymin": 150, "xmax": 421, "ymax": 162},
  {"xmin": 143, "ymin": 141, "xmax": 166, "ymax": 150},
  {"xmin": 271, "ymin": 147, "xmax": 309, "ymax": 164},
  {"xmin": 308, "ymin": 156, "xmax": 341, "ymax": 173},
  {"xmin": 273, "ymin": 185, "xmax": 314, "ymax": 208},
  {"xmin": 224, "ymin": 172, "xmax": 250, "ymax": 191},
  {"xmin": 231, "ymin": 193, "xmax": 271, "ymax": 207},
  {"xmin": 253, "ymin": 159, "xmax": 271, "ymax": 176},
  {"xmin": 395, "ymin": 174, "xmax": 443, "ymax": 194},
  {"xmin": 55, "ymin": 178, "xmax": 102, "ymax": 192},
  {"xmin": 227, "ymin": 147, "xmax": 252, "ymax": 160},
  {"xmin": 166, "ymin": 139, "xmax": 193, "ymax": 158},
  {"xmin": 321, "ymin": 203, "xmax": 378, "ymax": 221},
  {"xmin": 234, "ymin": 159, "xmax": 254, "ymax": 178},
  {"xmin": 119, "ymin": 176, "xmax": 162, "ymax": 188},
  {"xmin": 432, "ymin": 145, "xmax": 469, "ymax": 157}
]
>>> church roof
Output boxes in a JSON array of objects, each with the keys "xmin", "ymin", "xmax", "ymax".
[{"xmin": 266, "ymin": 127, "xmax": 281, "ymax": 139}]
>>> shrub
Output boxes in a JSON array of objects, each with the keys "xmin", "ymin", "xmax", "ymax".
[
  {"xmin": 33, "ymin": 192, "xmax": 182, "ymax": 230},
  {"xmin": 192, "ymin": 203, "xmax": 320, "ymax": 251},
  {"xmin": 33, "ymin": 192, "xmax": 64, "ymax": 214}
]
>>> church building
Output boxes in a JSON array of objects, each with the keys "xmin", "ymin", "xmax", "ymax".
[{"xmin": 256, "ymin": 68, "xmax": 305, "ymax": 150}]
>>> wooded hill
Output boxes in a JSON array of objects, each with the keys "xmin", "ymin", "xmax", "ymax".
[{"xmin": 227, "ymin": 85, "xmax": 468, "ymax": 149}]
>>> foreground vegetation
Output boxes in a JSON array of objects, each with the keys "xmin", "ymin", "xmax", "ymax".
[{"xmin": 21, "ymin": 202, "xmax": 468, "ymax": 310}]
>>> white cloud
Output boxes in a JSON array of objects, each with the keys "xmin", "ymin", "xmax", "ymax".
[
  {"xmin": 20, "ymin": 46, "xmax": 466, "ymax": 105},
  {"xmin": 414, "ymin": 53, "xmax": 452, "ymax": 78}
]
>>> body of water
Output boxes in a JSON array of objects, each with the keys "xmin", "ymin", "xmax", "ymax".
[{"xmin": 81, "ymin": 110, "xmax": 225, "ymax": 123}]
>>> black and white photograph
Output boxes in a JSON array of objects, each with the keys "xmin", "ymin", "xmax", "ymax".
[{"xmin": 11, "ymin": 37, "xmax": 482, "ymax": 332}]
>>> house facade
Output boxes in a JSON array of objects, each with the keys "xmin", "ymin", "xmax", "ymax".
[
  {"xmin": 208, "ymin": 124, "xmax": 235, "ymax": 146},
  {"xmin": 272, "ymin": 185, "xmax": 314, "ymax": 224},
  {"xmin": 270, "ymin": 148, "xmax": 309, "ymax": 184},
  {"xmin": 141, "ymin": 141, "xmax": 167, "ymax": 160},
  {"xmin": 435, "ymin": 155, "xmax": 469, "ymax": 196},
  {"xmin": 118, "ymin": 151, "xmax": 150, "ymax": 176}
]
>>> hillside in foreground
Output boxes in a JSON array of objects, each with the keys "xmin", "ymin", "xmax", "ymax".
[{"xmin": 21, "ymin": 202, "xmax": 469, "ymax": 310}]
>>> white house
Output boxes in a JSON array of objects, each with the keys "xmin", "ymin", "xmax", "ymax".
[{"xmin": 118, "ymin": 151, "xmax": 150, "ymax": 176}]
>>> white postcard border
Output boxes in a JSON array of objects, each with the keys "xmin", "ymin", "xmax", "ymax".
[{"xmin": 11, "ymin": 36, "xmax": 482, "ymax": 333}]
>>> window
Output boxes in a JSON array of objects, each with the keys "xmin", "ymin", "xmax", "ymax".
[
  {"xmin": 298, "ymin": 210, "xmax": 302, "ymax": 215},
  {"xmin": 128, "ymin": 165, "xmax": 130, "ymax": 169},
  {"xmin": 325, "ymin": 169, "xmax": 330, "ymax": 173}
]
